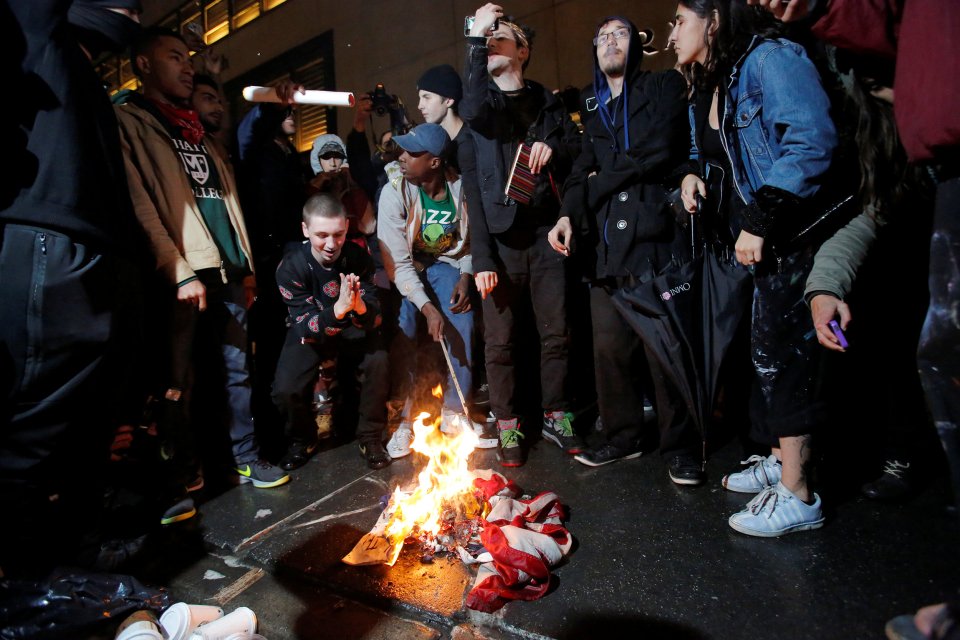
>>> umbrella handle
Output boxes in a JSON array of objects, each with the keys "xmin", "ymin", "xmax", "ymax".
[{"xmin": 692, "ymin": 194, "xmax": 703, "ymax": 258}]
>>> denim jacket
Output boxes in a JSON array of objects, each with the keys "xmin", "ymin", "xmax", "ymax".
[{"xmin": 690, "ymin": 37, "xmax": 837, "ymax": 207}]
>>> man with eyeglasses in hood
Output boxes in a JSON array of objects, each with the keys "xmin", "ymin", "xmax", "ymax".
[{"xmin": 548, "ymin": 17, "xmax": 700, "ymax": 484}]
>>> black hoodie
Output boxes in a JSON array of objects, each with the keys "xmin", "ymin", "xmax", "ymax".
[
  {"xmin": 2, "ymin": 0, "xmax": 140, "ymax": 252},
  {"xmin": 560, "ymin": 16, "xmax": 691, "ymax": 280}
]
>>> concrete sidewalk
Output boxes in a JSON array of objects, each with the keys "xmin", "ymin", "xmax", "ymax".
[{"xmin": 151, "ymin": 433, "xmax": 959, "ymax": 640}]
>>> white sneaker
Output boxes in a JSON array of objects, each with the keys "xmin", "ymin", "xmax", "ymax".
[
  {"xmin": 728, "ymin": 482, "xmax": 824, "ymax": 537},
  {"xmin": 722, "ymin": 454, "xmax": 782, "ymax": 493},
  {"xmin": 440, "ymin": 408, "xmax": 498, "ymax": 449},
  {"xmin": 386, "ymin": 423, "xmax": 413, "ymax": 459}
]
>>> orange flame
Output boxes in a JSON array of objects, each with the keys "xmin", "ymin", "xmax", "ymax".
[
  {"xmin": 431, "ymin": 384, "xmax": 443, "ymax": 399},
  {"xmin": 383, "ymin": 411, "xmax": 480, "ymax": 547}
]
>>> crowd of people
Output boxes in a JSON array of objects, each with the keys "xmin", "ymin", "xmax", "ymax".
[{"xmin": 3, "ymin": 0, "xmax": 958, "ymax": 637}]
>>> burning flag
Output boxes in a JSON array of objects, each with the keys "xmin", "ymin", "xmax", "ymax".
[{"xmin": 342, "ymin": 409, "xmax": 573, "ymax": 613}]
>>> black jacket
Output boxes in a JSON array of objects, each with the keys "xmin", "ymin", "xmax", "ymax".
[
  {"xmin": 562, "ymin": 68, "xmax": 690, "ymax": 280},
  {"xmin": 460, "ymin": 36, "xmax": 580, "ymax": 272},
  {"xmin": 275, "ymin": 241, "xmax": 381, "ymax": 343},
  {"xmin": 3, "ymin": 0, "xmax": 139, "ymax": 253}
]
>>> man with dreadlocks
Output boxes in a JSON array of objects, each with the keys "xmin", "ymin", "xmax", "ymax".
[{"xmin": 549, "ymin": 16, "xmax": 701, "ymax": 482}]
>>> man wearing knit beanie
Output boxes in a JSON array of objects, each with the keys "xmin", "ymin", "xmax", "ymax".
[{"xmin": 417, "ymin": 64, "xmax": 469, "ymax": 172}]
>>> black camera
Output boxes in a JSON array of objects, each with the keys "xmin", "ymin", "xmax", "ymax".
[
  {"xmin": 367, "ymin": 82, "xmax": 411, "ymax": 137},
  {"xmin": 369, "ymin": 83, "xmax": 398, "ymax": 117}
]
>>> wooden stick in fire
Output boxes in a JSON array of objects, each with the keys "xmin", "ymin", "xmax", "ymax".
[{"xmin": 439, "ymin": 338, "xmax": 470, "ymax": 417}]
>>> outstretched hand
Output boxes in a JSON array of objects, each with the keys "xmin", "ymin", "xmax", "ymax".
[
  {"xmin": 449, "ymin": 274, "xmax": 473, "ymax": 314},
  {"xmin": 745, "ymin": 0, "xmax": 809, "ymax": 22},
  {"xmin": 474, "ymin": 271, "xmax": 498, "ymax": 300},
  {"xmin": 528, "ymin": 141, "xmax": 553, "ymax": 175},
  {"xmin": 422, "ymin": 302, "xmax": 446, "ymax": 342},
  {"xmin": 548, "ymin": 216, "xmax": 574, "ymax": 256},
  {"xmin": 810, "ymin": 294, "xmax": 852, "ymax": 352},
  {"xmin": 274, "ymin": 80, "xmax": 306, "ymax": 104}
]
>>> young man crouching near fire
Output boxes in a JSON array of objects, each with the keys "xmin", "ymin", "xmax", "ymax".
[{"xmin": 272, "ymin": 193, "xmax": 392, "ymax": 470}]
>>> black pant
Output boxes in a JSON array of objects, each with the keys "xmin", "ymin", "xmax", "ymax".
[
  {"xmin": 749, "ymin": 245, "xmax": 826, "ymax": 445},
  {"xmin": 0, "ymin": 224, "xmax": 129, "ymax": 575},
  {"xmin": 482, "ymin": 225, "xmax": 568, "ymax": 420},
  {"xmin": 272, "ymin": 330, "xmax": 388, "ymax": 445},
  {"xmin": 918, "ymin": 175, "xmax": 960, "ymax": 508},
  {"xmin": 591, "ymin": 284, "xmax": 700, "ymax": 457}
]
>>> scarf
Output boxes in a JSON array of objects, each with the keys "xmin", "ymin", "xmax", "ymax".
[{"xmin": 149, "ymin": 99, "xmax": 206, "ymax": 146}]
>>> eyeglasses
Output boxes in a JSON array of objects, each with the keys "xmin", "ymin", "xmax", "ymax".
[{"xmin": 593, "ymin": 27, "xmax": 631, "ymax": 47}]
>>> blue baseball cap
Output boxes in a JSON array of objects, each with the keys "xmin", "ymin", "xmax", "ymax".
[{"xmin": 393, "ymin": 123, "xmax": 450, "ymax": 157}]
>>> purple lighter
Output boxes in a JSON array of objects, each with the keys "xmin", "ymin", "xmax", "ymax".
[{"xmin": 829, "ymin": 320, "xmax": 849, "ymax": 349}]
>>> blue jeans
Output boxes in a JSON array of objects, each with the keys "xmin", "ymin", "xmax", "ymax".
[{"xmin": 394, "ymin": 261, "xmax": 473, "ymax": 413}]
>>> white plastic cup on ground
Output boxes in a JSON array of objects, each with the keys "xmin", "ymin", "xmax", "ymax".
[
  {"xmin": 223, "ymin": 634, "xmax": 268, "ymax": 640},
  {"xmin": 160, "ymin": 602, "xmax": 225, "ymax": 640},
  {"xmin": 115, "ymin": 620, "xmax": 164, "ymax": 640},
  {"xmin": 190, "ymin": 607, "xmax": 257, "ymax": 640}
]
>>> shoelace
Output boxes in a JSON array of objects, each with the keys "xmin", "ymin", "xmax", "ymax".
[
  {"xmin": 550, "ymin": 412, "xmax": 575, "ymax": 436},
  {"xmin": 882, "ymin": 460, "xmax": 910, "ymax": 479},
  {"xmin": 500, "ymin": 428, "xmax": 524, "ymax": 447},
  {"xmin": 251, "ymin": 459, "xmax": 275, "ymax": 472},
  {"xmin": 747, "ymin": 486, "xmax": 781, "ymax": 518},
  {"xmin": 740, "ymin": 454, "xmax": 777, "ymax": 484}
]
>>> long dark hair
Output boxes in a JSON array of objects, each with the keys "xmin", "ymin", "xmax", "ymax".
[
  {"xmin": 837, "ymin": 55, "xmax": 928, "ymax": 222},
  {"xmin": 677, "ymin": 0, "xmax": 782, "ymax": 93}
]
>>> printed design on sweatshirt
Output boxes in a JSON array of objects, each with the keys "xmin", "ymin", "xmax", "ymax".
[
  {"xmin": 173, "ymin": 139, "xmax": 209, "ymax": 184},
  {"xmin": 308, "ymin": 316, "xmax": 320, "ymax": 333},
  {"xmin": 324, "ymin": 326, "xmax": 342, "ymax": 336},
  {"xmin": 279, "ymin": 285, "xmax": 293, "ymax": 300},
  {"xmin": 323, "ymin": 280, "xmax": 340, "ymax": 299}
]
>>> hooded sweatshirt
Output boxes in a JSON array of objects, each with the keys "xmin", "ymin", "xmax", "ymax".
[
  {"xmin": 3, "ymin": 0, "xmax": 142, "ymax": 252},
  {"xmin": 561, "ymin": 16, "xmax": 690, "ymax": 279}
]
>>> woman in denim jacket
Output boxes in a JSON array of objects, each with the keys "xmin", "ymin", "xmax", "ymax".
[{"xmin": 669, "ymin": 0, "xmax": 838, "ymax": 537}]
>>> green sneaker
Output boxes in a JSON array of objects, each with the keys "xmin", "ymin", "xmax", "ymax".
[
  {"xmin": 235, "ymin": 459, "xmax": 290, "ymax": 488},
  {"xmin": 541, "ymin": 410, "xmax": 585, "ymax": 454},
  {"xmin": 497, "ymin": 418, "xmax": 525, "ymax": 468},
  {"xmin": 160, "ymin": 495, "xmax": 197, "ymax": 526}
]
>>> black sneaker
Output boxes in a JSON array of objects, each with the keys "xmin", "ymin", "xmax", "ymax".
[
  {"xmin": 542, "ymin": 410, "xmax": 585, "ymax": 454},
  {"xmin": 497, "ymin": 418, "xmax": 525, "ymax": 467},
  {"xmin": 160, "ymin": 495, "xmax": 197, "ymax": 526},
  {"xmin": 574, "ymin": 443, "xmax": 644, "ymax": 467},
  {"xmin": 186, "ymin": 473, "xmax": 204, "ymax": 493},
  {"xmin": 359, "ymin": 440, "xmax": 392, "ymax": 470},
  {"xmin": 668, "ymin": 454, "xmax": 706, "ymax": 486},
  {"xmin": 235, "ymin": 459, "xmax": 291, "ymax": 488},
  {"xmin": 862, "ymin": 460, "xmax": 913, "ymax": 500},
  {"xmin": 279, "ymin": 440, "xmax": 319, "ymax": 471},
  {"xmin": 474, "ymin": 383, "xmax": 490, "ymax": 407}
]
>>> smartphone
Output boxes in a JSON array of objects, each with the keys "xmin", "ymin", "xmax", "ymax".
[
  {"xmin": 464, "ymin": 15, "xmax": 498, "ymax": 37},
  {"xmin": 829, "ymin": 320, "xmax": 849, "ymax": 349}
]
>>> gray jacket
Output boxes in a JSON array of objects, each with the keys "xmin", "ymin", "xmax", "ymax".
[
  {"xmin": 804, "ymin": 211, "xmax": 879, "ymax": 301},
  {"xmin": 377, "ymin": 164, "xmax": 473, "ymax": 309}
]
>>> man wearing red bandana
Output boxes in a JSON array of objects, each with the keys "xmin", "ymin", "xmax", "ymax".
[{"xmin": 115, "ymin": 27, "xmax": 289, "ymax": 526}]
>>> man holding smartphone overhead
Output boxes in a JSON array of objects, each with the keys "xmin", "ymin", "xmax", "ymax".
[{"xmin": 459, "ymin": 3, "xmax": 582, "ymax": 467}]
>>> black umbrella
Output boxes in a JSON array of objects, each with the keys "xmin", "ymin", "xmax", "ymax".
[{"xmin": 611, "ymin": 210, "xmax": 753, "ymax": 462}]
